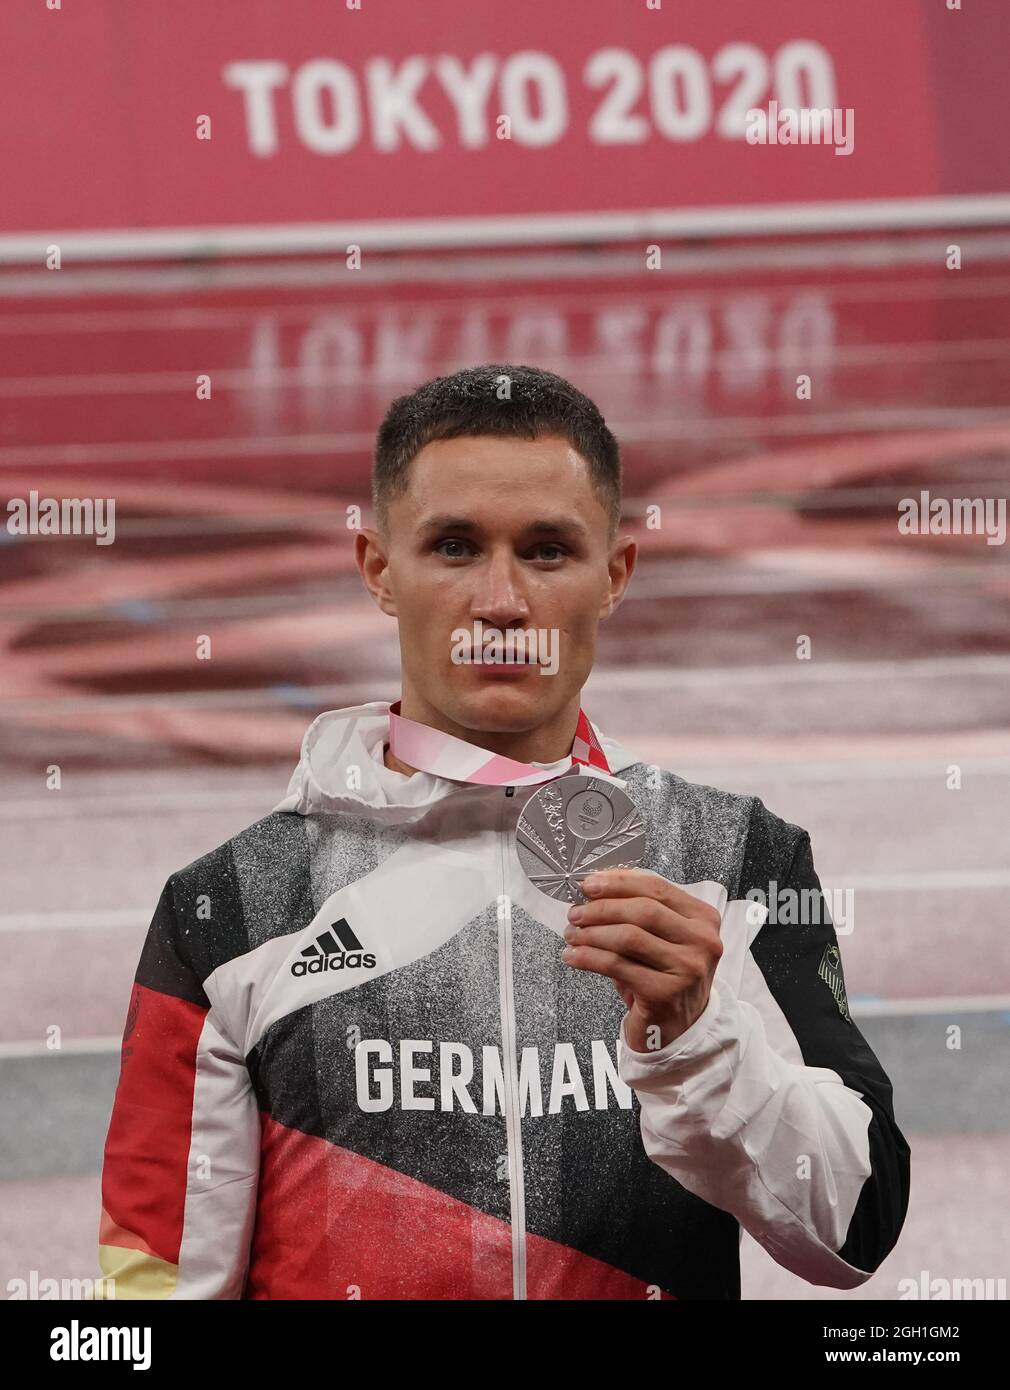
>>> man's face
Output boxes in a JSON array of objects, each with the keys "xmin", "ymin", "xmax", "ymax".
[{"xmin": 357, "ymin": 434, "xmax": 636, "ymax": 736}]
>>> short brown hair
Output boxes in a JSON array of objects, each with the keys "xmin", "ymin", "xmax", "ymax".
[{"xmin": 372, "ymin": 363, "xmax": 622, "ymax": 540}]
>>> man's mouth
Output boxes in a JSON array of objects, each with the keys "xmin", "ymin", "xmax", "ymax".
[
  {"xmin": 449, "ymin": 621, "xmax": 558, "ymax": 675},
  {"xmin": 465, "ymin": 651, "xmax": 538, "ymax": 664}
]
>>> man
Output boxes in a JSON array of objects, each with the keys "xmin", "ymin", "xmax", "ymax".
[{"xmin": 97, "ymin": 363, "xmax": 910, "ymax": 1300}]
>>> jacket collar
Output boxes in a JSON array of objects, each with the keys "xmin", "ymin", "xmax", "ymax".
[{"xmin": 274, "ymin": 700, "xmax": 640, "ymax": 824}]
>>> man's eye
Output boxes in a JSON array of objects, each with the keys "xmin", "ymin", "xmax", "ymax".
[
  {"xmin": 432, "ymin": 540, "xmax": 567, "ymax": 562},
  {"xmin": 434, "ymin": 538, "xmax": 473, "ymax": 559}
]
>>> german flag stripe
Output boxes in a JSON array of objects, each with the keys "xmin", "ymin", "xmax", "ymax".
[
  {"xmin": 247, "ymin": 1114, "xmax": 676, "ymax": 1300},
  {"xmin": 99, "ymin": 983, "xmax": 208, "ymax": 1290}
]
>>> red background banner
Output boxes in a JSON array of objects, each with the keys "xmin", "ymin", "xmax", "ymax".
[{"xmin": 2, "ymin": 0, "xmax": 1007, "ymax": 250}]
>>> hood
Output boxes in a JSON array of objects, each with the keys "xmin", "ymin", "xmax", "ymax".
[{"xmin": 273, "ymin": 700, "xmax": 642, "ymax": 826}]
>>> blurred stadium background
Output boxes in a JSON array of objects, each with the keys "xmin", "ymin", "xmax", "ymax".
[{"xmin": 1, "ymin": 1, "xmax": 1008, "ymax": 1300}]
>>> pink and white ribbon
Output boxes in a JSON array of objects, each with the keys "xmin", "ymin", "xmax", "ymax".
[{"xmin": 387, "ymin": 700, "xmax": 611, "ymax": 786}]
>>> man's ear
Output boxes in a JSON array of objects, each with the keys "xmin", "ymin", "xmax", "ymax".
[
  {"xmin": 355, "ymin": 529, "xmax": 397, "ymax": 617},
  {"xmin": 602, "ymin": 534, "xmax": 637, "ymax": 618}
]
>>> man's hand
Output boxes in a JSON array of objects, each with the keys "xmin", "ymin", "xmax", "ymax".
[{"xmin": 561, "ymin": 868, "xmax": 724, "ymax": 1052}]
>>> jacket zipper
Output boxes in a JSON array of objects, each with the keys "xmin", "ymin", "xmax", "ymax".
[{"xmin": 497, "ymin": 788, "xmax": 527, "ymax": 1300}]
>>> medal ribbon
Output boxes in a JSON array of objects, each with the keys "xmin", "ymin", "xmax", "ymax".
[{"xmin": 387, "ymin": 700, "xmax": 611, "ymax": 786}]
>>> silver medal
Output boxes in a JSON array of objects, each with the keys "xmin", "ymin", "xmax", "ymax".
[{"xmin": 515, "ymin": 774, "xmax": 646, "ymax": 903}]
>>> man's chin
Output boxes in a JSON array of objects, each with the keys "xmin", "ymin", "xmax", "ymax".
[{"xmin": 445, "ymin": 673, "xmax": 557, "ymax": 733}]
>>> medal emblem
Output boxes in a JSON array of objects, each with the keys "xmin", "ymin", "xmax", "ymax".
[{"xmin": 515, "ymin": 774, "xmax": 646, "ymax": 903}]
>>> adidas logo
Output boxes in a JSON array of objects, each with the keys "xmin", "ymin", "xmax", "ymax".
[{"xmin": 291, "ymin": 919, "xmax": 376, "ymax": 977}]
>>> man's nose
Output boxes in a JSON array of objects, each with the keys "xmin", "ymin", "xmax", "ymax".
[{"xmin": 469, "ymin": 549, "xmax": 531, "ymax": 625}]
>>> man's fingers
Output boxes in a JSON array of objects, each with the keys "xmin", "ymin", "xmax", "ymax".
[
  {"xmin": 561, "ymin": 943, "xmax": 685, "ymax": 1005},
  {"xmin": 571, "ymin": 892, "xmax": 722, "ymax": 953},
  {"xmin": 564, "ymin": 921, "xmax": 681, "ymax": 972},
  {"xmin": 582, "ymin": 869, "xmax": 723, "ymax": 930}
]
